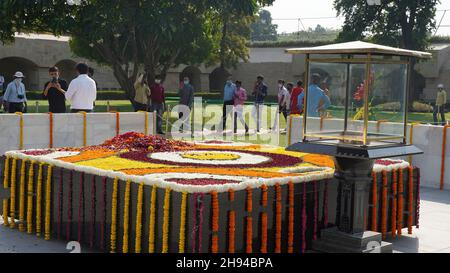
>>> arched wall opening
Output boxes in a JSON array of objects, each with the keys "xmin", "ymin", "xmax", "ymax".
[
  {"xmin": 0, "ymin": 57, "xmax": 39, "ymax": 90},
  {"xmin": 54, "ymin": 59, "xmax": 78, "ymax": 83},
  {"xmin": 209, "ymin": 67, "xmax": 231, "ymax": 93}
]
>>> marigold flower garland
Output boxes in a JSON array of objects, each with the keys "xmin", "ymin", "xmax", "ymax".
[
  {"xmin": 9, "ymin": 157, "xmax": 17, "ymax": 229},
  {"xmin": 78, "ymin": 172, "xmax": 85, "ymax": 243},
  {"xmin": 57, "ymin": 168, "xmax": 63, "ymax": 240},
  {"xmin": 408, "ymin": 166, "xmax": 414, "ymax": 234},
  {"xmin": 110, "ymin": 178, "xmax": 119, "ymax": 253},
  {"xmin": 371, "ymin": 172, "xmax": 378, "ymax": 232},
  {"xmin": 2, "ymin": 156, "xmax": 10, "ymax": 226},
  {"xmin": 100, "ymin": 177, "xmax": 107, "ymax": 250},
  {"xmin": 49, "ymin": 112, "xmax": 54, "ymax": 148},
  {"xmin": 178, "ymin": 192, "xmax": 188, "ymax": 253},
  {"xmin": 135, "ymin": 182, "xmax": 144, "ymax": 253},
  {"xmin": 66, "ymin": 170, "xmax": 73, "ymax": 241},
  {"xmin": 90, "ymin": 175, "xmax": 97, "ymax": 248},
  {"xmin": 81, "ymin": 111, "xmax": 87, "ymax": 147},
  {"xmin": 301, "ymin": 183, "xmax": 307, "ymax": 253},
  {"xmin": 274, "ymin": 183, "xmax": 282, "ymax": 253},
  {"xmin": 26, "ymin": 161, "xmax": 36, "ymax": 233},
  {"xmin": 228, "ymin": 189, "xmax": 235, "ymax": 253},
  {"xmin": 288, "ymin": 182, "xmax": 295, "ymax": 253},
  {"xmin": 391, "ymin": 169, "xmax": 398, "ymax": 238},
  {"xmin": 211, "ymin": 191, "xmax": 219, "ymax": 253},
  {"xmin": 162, "ymin": 187, "xmax": 172, "ymax": 253},
  {"xmin": 36, "ymin": 162, "xmax": 44, "ymax": 236},
  {"xmin": 122, "ymin": 180, "xmax": 131, "ymax": 253},
  {"xmin": 246, "ymin": 187, "xmax": 253, "ymax": 253},
  {"xmin": 44, "ymin": 165, "xmax": 53, "ymax": 240},
  {"xmin": 17, "ymin": 112, "xmax": 24, "ymax": 150},
  {"xmin": 381, "ymin": 170, "xmax": 388, "ymax": 240},
  {"xmin": 313, "ymin": 181, "xmax": 318, "ymax": 241},
  {"xmin": 18, "ymin": 159, "xmax": 26, "ymax": 231},
  {"xmin": 397, "ymin": 168, "xmax": 404, "ymax": 235},
  {"xmin": 416, "ymin": 168, "xmax": 421, "ymax": 229},
  {"xmin": 148, "ymin": 185, "xmax": 157, "ymax": 253},
  {"xmin": 260, "ymin": 185, "xmax": 268, "ymax": 253},
  {"xmin": 115, "ymin": 112, "xmax": 120, "ymax": 137}
]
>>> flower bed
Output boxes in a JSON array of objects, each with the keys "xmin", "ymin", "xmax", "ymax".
[{"xmin": 0, "ymin": 132, "xmax": 420, "ymax": 253}]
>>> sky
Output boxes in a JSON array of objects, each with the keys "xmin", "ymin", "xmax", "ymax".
[{"xmin": 266, "ymin": 0, "xmax": 450, "ymax": 36}]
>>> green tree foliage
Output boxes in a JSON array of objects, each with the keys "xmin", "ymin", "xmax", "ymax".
[
  {"xmin": 251, "ymin": 9, "xmax": 278, "ymax": 41},
  {"xmin": 0, "ymin": 0, "xmax": 273, "ymax": 101},
  {"xmin": 334, "ymin": 0, "xmax": 439, "ymax": 50}
]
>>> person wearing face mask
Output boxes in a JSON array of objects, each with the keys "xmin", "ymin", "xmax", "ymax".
[
  {"xmin": 178, "ymin": 77, "xmax": 195, "ymax": 131},
  {"xmin": 219, "ymin": 76, "xmax": 237, "ymax": 132},
  {"xmin": 252, "ymin": 75, "xmax": 268, "ymax": 133},
  {"xmin": 3, "ymin": 72, "xmax": 27, "ymax": 113},
  {"xmin": 149, "ymin": 75, "xmax": 166, "ymax": 134},
  {"xmin": 273, "ymin": 79, "xmax": 290, "ymax": 130},
  {"xmin": 43, "ymin": 66, "xmax": 68, "ymax": 113}
]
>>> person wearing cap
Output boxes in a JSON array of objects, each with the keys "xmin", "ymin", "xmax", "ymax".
[
  {"xmin": 298, "ymin": 73, "xmax": 331, "ymax": 118},
  {"xmin": 3, "ymin": 72, "xmax": 27, "ymax": 113},
  {"xmin": 434, "ymin": 84, "xmax": 447, "ymax": 125},
  {"xmin": 252, "ymin": 75, "xmax": 268, "ymax": 133}
]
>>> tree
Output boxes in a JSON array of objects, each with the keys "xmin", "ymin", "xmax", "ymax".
[
  {"xmin": 334, "ymin": 0, "xmax": 439, "ymax": 50},
  {"xmin": 251, "ymin": 9, "xmax": 278, "ymax": 41},
  {"xmin": 334, "ymin": 0, "xmax": 439, "ymax": 105},
  {"xmin": 0, "ymin": 0, "xmax": 273, "ymax": 102}
]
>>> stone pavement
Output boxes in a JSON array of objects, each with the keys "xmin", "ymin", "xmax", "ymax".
[{"xmin": 0, "ymin": 187, "xmax": 449, "ymax": 253}]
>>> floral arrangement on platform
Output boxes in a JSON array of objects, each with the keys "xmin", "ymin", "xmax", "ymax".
[{"xmin": 5, "ymin": 132, "xmax": 409, "ymax": 193}]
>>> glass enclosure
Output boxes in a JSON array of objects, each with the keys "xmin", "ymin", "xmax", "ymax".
[{"xmin": 303, "ymin": 54, "xmax": 409, "ymax": 147}]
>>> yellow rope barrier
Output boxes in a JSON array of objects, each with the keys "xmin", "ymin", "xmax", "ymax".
[
  {"xmin": 135, "ymin": 183, "xmax": 144, "ymax": 253},
  {"xmin": 178, "ymin": 192, "xmax": 188, "ymax": 253},
  {"xmin": 16, "ymin": 112, "xmax": 24, "ymax": 150},
  {"xmin": 110, "ymin": 178, "xmax": 119, "ymax": 253},
  {"xmin": 9, "ymin": 158, "xmax": 17, "ymax": 229},
  {"xmin": 138, "ymin": 111, "xmax": 149, "ymax": 136},
  {"xmin": 36, "ymin": 163, "xmax": 45, "ymax": 236},
  {"xmin": 3, "ymin": 156, "xmax": 10, "ymax": 189},
  {"xmin": 44, "ymin": 165, "xmax": 53, "ymax": 240},
  {"xmin": 26, "ymin": 161, "xmax": 36, "ymax": 234},
  {"xmin": 162, "ymin": 188, "xmax": 172, "ymax": 253},
  {"xmin": 122, "ymin": 180, "xmax": 131, "ymax": 253},
  {"xmin": 18, "ymin": 159, "xmax": 26, "ymax": 231},
  {"xmin": 148, "ymin": 185, "xmax": 157, "ymax": 253}
]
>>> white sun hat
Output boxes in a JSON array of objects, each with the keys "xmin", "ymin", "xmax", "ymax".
[
  {"xmin": 13, "ymin": 71, "xmax": 25, "ymax": 78},
  {"xmin": 438, "ymin": 84, "xmax": 444, "ymax": 89}
]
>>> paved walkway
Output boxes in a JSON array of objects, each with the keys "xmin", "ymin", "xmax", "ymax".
[{"xmin": 1, "ymin": 187, "xmax": 449, "ymax": 253}]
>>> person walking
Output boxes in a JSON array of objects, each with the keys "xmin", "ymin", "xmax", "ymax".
[
  {"xmin": 43, "ymin": 66, "xmax": 68, "ymax": 113},
  {"xmin": 65, "ymin": 63, "xmax": 97, "ymax": 113},
  {"xmin": 178, "ymin": 77, "xmax": 195, "ymax": 131},
  {"xmin": 277, "ymin": 79, "xmax": 290, "ymax": 122},
  {"xmin": 434, "ymin": 84, "xmax": 447, "ymax": 125},
  {"xmin": 133, "ymin": 73, "xmax": 150, "ymax": 112},
  {"xmin": 149, "ymin": 75, "xmax": 166, "ymax": 135},
  {"xmin": 252, "ymin": 75, "xmax": 268, "ymax": 133},
  {"xmin": 298, "ymin": 73, "xmax": 331, "ymax": 118},
  {"xmin": 3, "ymin": 72, "xmax": 27, "ymax": 113},
  {"xmin": 220, "ymin": 76, "xmax": 237, "ymax": 132},
  {"xmin": 290, "ymin": 81, "xmax": 304, "ymax": 115},
  {"xmin": 234, "ymin": 81, "xmax": 249, "ymax": 134}
]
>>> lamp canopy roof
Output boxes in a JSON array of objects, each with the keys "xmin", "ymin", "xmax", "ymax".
[{"xmin": 286, "ymin": 41, "xmax": 432, "ymax": 59}]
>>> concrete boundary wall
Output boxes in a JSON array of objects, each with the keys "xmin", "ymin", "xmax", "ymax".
[
  {"xmin": 287, "ymin": 115, "xmax": 450, "ymax": 190},
  {"xmin": 0, "ymin": 112, "xmax": 155, "ymax": 155}
]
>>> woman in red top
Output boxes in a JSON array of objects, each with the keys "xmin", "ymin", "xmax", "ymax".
[{"xmin": 290, "ymin": 81, "xmax": 304, "ymax": 115}]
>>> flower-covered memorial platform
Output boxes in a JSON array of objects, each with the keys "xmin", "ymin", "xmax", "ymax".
[{"xmin": 0, "ymin": 132, "xmax": 420, "ymax": 253}]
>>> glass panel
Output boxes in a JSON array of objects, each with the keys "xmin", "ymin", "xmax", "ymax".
[
  {"xmin": 367, "ymin": 63, "xmax": 407, "ymax": 143},
  {"xmin": 346, "ymin": 63, "xmax": 367, "ymax": 142},
  {"xmin": 304, "ymin": 62, "xmax": 350, "ymax": 140}
]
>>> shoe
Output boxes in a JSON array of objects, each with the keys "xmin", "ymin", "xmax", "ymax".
[{"xmin": 157, "ymin": 131, "xmax": 165, "ymax": 135}]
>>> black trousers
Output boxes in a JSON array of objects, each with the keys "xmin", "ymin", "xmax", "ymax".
[
  {"xmin": 222, "ymin": 100, "xmax": 235, "ymax": 130},
  {"xmin": 8, "ymin": 102, "xmax": 24, "ymax": 113},
  {"xmin": 433, "ymin": 105, "xmax": 446, "ymax": 125},
  {"xmin": 71, "ymin": 109, "xmax": 92, "ymax": 113}
]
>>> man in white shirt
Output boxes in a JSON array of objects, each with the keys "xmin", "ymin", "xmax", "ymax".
[{"xmin": 65, "ymin": 63, "xmax": 97, "ymax": 113}]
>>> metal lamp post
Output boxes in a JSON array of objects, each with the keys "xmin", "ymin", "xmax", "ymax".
[{"xmin": 286, "ymin": 41, "xmax": 431, "ymax": 253}]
